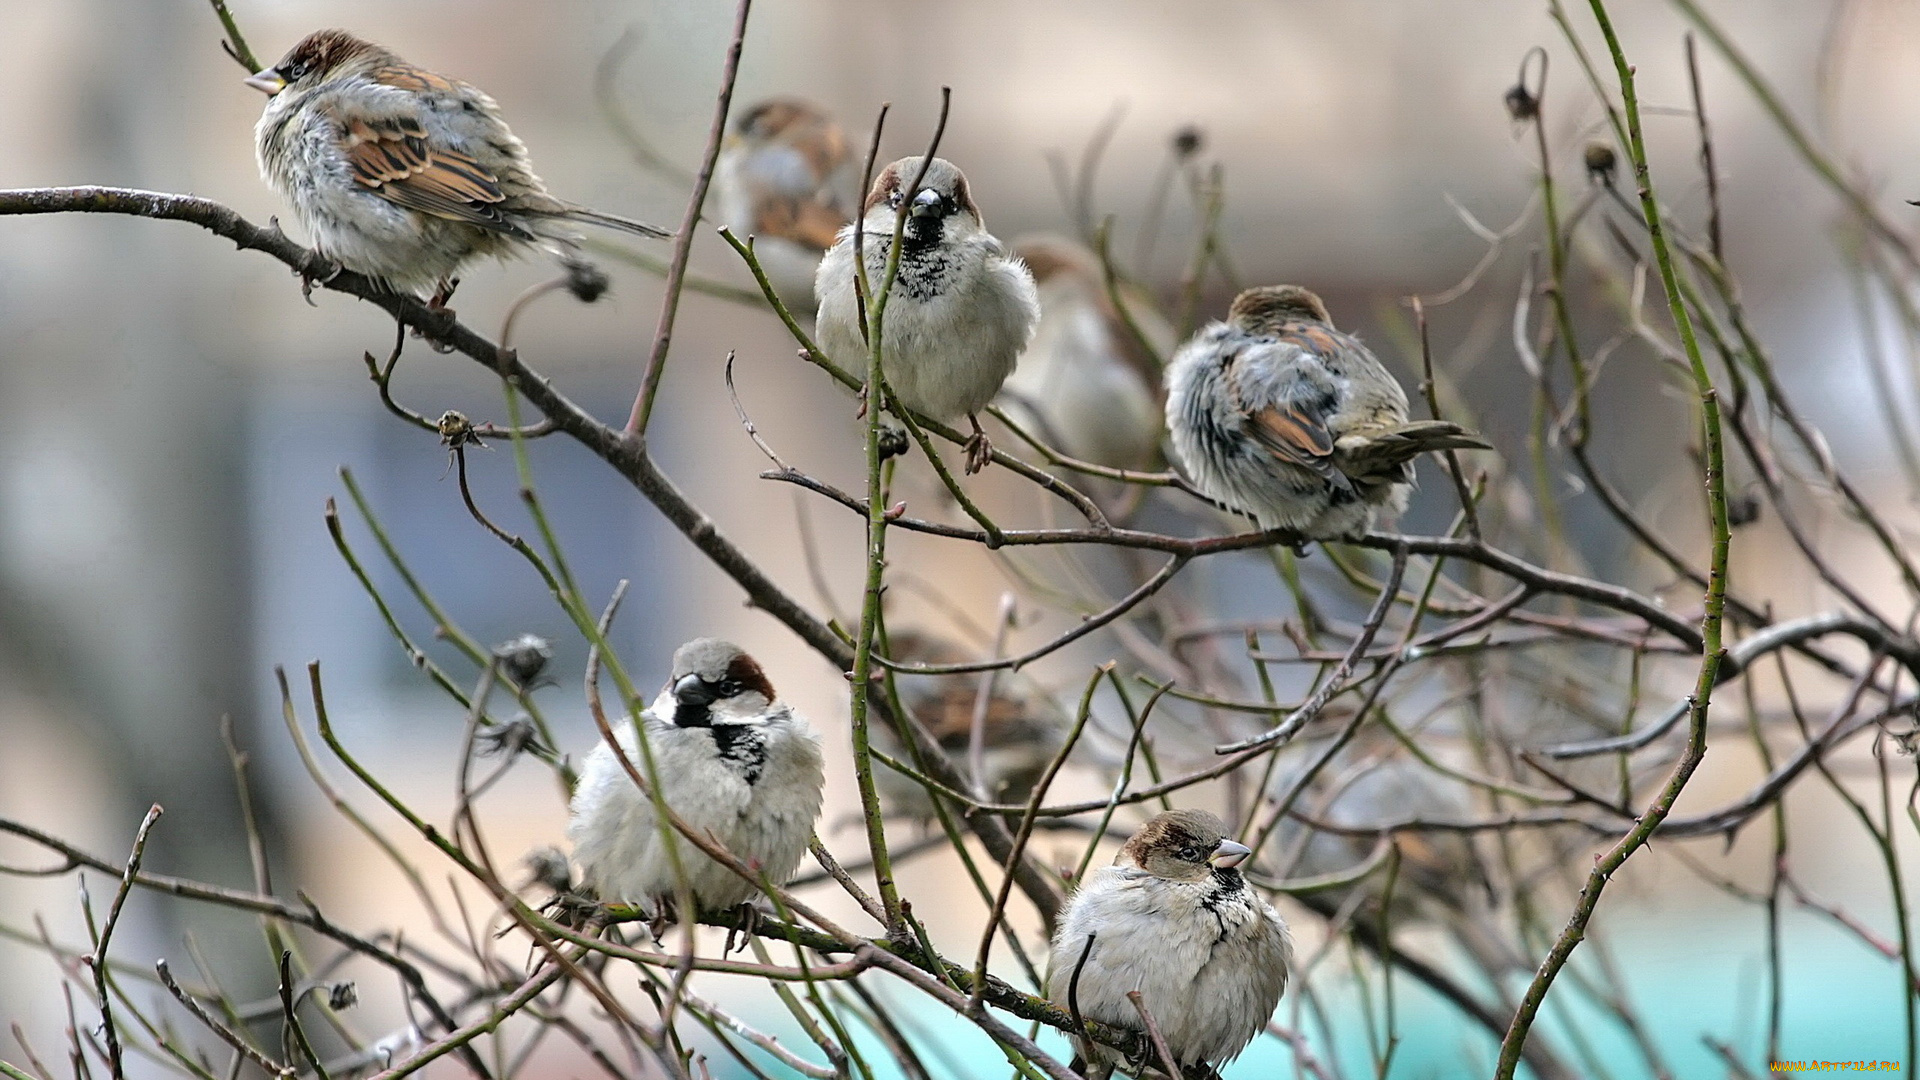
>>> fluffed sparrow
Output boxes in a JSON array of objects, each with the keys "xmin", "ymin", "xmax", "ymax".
[
  {"xmin": 1165, "ymin": 285, "xmax": 1489, "ymax": 539},
  {"xmin": 998, "ymin": 235, "xmax": 1167, "ymax": 473},
  {"xmin": 871, "ymin": 630, "xmax": 1068, "ymax": 820},
  {"xmin": 815, "ymin": 156, "xmax": 1040, "ymax": 473},
  {"xmin": 248, "ymin": 29, "xmax": 667, "ymax": 299},
  {"xmin": 567, "ymin": 639, "xmax": 825, "ymax": 917},
  {"xmin": 1050, "ymin": 809, "xmax": 1292, "ymax": 1077},
  {"xmin": 715, "ymin": 98, "xmax": 852, "ymax": 302}
]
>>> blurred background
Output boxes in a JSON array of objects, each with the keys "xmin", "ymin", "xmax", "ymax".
[{"xmin": 3, "ymin": 0, "xmax": 1918, "ymax": 1076}]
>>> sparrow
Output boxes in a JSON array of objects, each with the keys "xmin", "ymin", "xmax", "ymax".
[
  {"xmin": 567, "ymin": 639, "xmax": 825, "ymax": 919},
  {"xmin": 871, "ymin": 630, "xmax": 1068, "ymax": 820},
  {"xmin": 1268, "ymin": 738, "xmax": 1487, "ymax": 927},
  {"xmin": 815, "ymin": 156, "xmax": 1040, "ymax": 473},
  {"xmin": 247, "ymin": 29, "xmax": 667, "ymax": 300},
  {"xmin": 1050, "ymin": 809, "xmax": 1292, "ymax": 1078},
  {"xmin": 715, "ymin": 98, "xmax": 853, "ymax": 303},
  {"xmin": 998, "ymin": 235, "xmax": 1167, "ymax": 473},
  {"xmin": 1164, "ymin": 285, "xmax": 1490, "ymax": 539}
]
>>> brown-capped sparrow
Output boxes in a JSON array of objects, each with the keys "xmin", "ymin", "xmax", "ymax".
[
  {"xmin": 1165, "ymin": 285, "xmax": 1489, "ymax": 539},
  {"xmin": 1050, "ymin": 809, "xmax": 1292, "ymax": 1078},
  {"xmin": 870, "ymin": 630, "xmax": 1068, "ymax": 820},
  {"xmin": 247, "ymin": 29, "xmax": 667, "ymax": 300},
  {"xmin": 998, "ymin": 235, "xmax": 1167, "ymax": 473},
  {"xmin": 567, "ymin": 639, "xmax": 824, "ymax": 918},
  {"xmin": 815, "ymin": 156, "xmax": 1040, "ymax": 473},
  {"xmin": 716, "ymin": 98, "xmax": 852, "ymax": 301}
]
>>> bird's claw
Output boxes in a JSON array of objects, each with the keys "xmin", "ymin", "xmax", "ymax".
[
  {"xmin": 963, "ymin": 432, "xmax": 993, "ymax": 475},
  {"xmin": 297, "ymin": 255, "xmax": 342, "ymax": 305},
  {"xmin": 722, "ymin": 902, "xmax": 762, "ymax": 956}
]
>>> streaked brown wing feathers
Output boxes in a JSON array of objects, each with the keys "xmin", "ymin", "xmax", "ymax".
[{"xmin": 342, "ymin": 114, "xmax": 520, "ymax": 234}]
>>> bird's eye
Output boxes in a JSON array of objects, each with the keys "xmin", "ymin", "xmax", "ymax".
[
  {"xmin": 885, "ymin": 191, "xmax": 902, "ymax": 209},
  {"xmin": 713, "ymin": 679, "xmax": 744, "ymax": 698},
  {"xmin": 282, "ymin": 61, "xmax": 306, "ymax": 81},
  {"xmin": 1177, "ymin": 846, "xmax": 1199, "ymax": 861}
]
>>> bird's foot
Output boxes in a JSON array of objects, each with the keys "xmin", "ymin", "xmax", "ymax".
[
  {"xmin": 721, "ymin": 902, "xmax": 763, "ymax": 956},
  {"xmin": 297, "ymin": 255, "xmax": 343, "ymax": 306},
  {"xmin": 646, "ymin": 897, "xmax": 678, "ymax": 944},
  {"xmin": 963, "ymin": 416, "xmax": 993, "ymax": 475},
  {"xmin": 428, "ymin": 276, "xmax": 461, "ymax": 313}
]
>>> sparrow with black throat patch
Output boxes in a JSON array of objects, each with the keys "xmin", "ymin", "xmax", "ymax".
[
  {"xmin": 1165, "ymin": 285, "xmax": 1490, "ymax": 540},
  {"xmin": 1050, "ymin": 809, "xmax": 1292, "ymax": 1078},
  {"xmin": 567, "ymin": 639, "xmax": 824, "ymax": 928},
  {"xmin": 247, "ymin": 29, "xmax": 667, "ymax": 303},
  {"xmin": 815, "ymin": 156, "xmax": 1040, "ymax": 473}
]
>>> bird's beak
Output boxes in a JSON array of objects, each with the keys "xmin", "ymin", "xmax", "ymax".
[
  {"xmin": 1210, "ymin": 839, "xmax": 1253, "ymax": 869},
  {"xmin": 672, "ymin": 674, "xmax": 715, "ymax": 705},
  {"xmin": 909, "ymin": 188, "xmax": 944, "ymax": 218},
  {"xmin": 245, "ymin": 69, "xmax": 288, "ymax": 96}
]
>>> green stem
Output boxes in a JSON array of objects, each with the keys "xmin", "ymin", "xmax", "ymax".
[{"xmin": 1495, "ymin": 5, "xmax": 1733, "ymax": 1075}]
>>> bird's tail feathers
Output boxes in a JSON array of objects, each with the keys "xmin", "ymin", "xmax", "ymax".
[
  {"xmin": 558, "ymin": 205, "xmax": 671, "ymax": 240},
  {"xmin": 1338, "ymin": 420, "xmax": 1491, "ymax": 476}
]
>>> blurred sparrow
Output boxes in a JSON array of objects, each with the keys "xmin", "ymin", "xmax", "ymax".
[
  {"xmin": 1050, "ymin": 809, "xmax": 1292, "ymax": 1078},
  {"xmin": 1268, "ymin": 737, "xmax": 1486, "ymax": 924},
  {"xmin": 815, "ymin": 156, "xmax": 1040, "ymax": 473},
  {"xmin": 716, "ymin": 98, "xmax": 853, "ymax": 301},
  {"xmin": 567, "ymin": 639, "xmax": 824, "ymax": 919},
  {"xmin": 998, "ymin": 235, "xmax": 1167, "ymax": 473},
  {"xmin": 1165, "ymin": 285, "xmax": 1489, "ymax": 539},
  {"xmin": 871, "ymin": 630, "xmax": 1068, "ymax": 820},
  {"xmin": 247, "ymin": 29, "xmax": 667, "ymax": 300}
]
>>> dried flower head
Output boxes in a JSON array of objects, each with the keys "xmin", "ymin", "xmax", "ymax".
[
  {"xmin": 1504, "ymin": 83, "xmax": 1539, "ymax": 122},
  {"xmin": 438, "ymin": 410, "xmax": 484, "ymax": 450},
  {"xmin": 494, "ymin": 633, "xmax": 555, "ymax": 687},
  {"xmin": 328, "ymin": 982, "xmax": 358, "ymax": 1010},
  {"xmin": 524, "ymin": 845, "xmax": 574, "ymax": 893},
  {"xmin": 564, "ymin": 258, "xmax": 611, "ymax": 303},
  {"xmin": 1172, "ymin": 125, "xmax": 1205, "ymax": 159},
  {"xmin": 1584, "ymin": 141, "xmax": 1618, "ymax": 184},
  {"xmin": 479, "ymin": 714, "xmax": 548, "ymax": 759}
]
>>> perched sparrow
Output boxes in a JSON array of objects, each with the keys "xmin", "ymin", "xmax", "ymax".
[
  {"xmin": 998, "ymin": 235, "xmax": 1166, "ymax": 473},
  {"xmin": 247, "ymin": 29, "xmax": 667, "ymax": 299},
  {"xmin": 567, "ymin": 639, "xmax": 825, "ymax": 917},
  {"xmin": 1165, "ymin": 285, "xmax": 1490, "ymax": 539},
  {"xmin": 715, "ymin": 98, "xmax": 852, "ymax": 302},
  {"xmin": 1050, "ymin": 810, "xmax": 1292, "ymax": 1077},
  {"xmin": 1268, "ymin": 740, "xmax": 1486, "ymax": 925},
  {"xmin": 871, "ymin": 630, "xmax": 1068, "ymax": 820},
  {"xmin": 815, "ymin": 156, "xmax": 1040, "ymax": 473}
]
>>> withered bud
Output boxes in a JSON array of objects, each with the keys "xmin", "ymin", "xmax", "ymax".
[
  {"xmin": 438, "ymin": 410, "xmax": 484, "ymax": 449},
  {"xmin": 524, "ymin": 845, "xmax": 574, "ymax": 893},
  {"xmin": 328, "ymin": 982, "xmax": 358, "ymax": 1010},
  {"xmin": 493, "ymin": 633, "xmax": 555, "ymax": 686},
  {"xmin": 1504, "ymin": 83, "xmax": 1539, "ymax": 122},
  {"xmin": 1172, "ymin": 125, "xmax": 1205, "ymax": 159},
  {"xmin": 564, "ymin": 258, "xmax": 611, "ymax": 304},
  {"xmin": 479, "ymin": 715, "xmax": 548, "ymax": 759},
  {"xmin": 1584, "ymin": 141, "xmax": 1618, "ymax": 184},
  {"xmin": 1726, "ymin": 491, "xmax": 1762, "ymax": 528}
]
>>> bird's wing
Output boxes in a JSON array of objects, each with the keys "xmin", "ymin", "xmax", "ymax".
[
  {"xmin": 330, "ymin": 69, "xmax": 530, "ymax": 238},
  {"xmin": 1225, "ymin": 333, "xmax": 1347, "ymax": 487},
  {"xmin": 753, "ymin": 194, "xmax": 848, "ymax": 251}
]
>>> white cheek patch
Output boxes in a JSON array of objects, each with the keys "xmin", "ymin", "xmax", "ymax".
[{"xmin": 712, "ymin": 692, "xmax": 772, "ymax": 723}]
